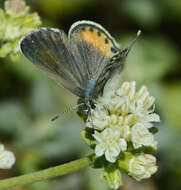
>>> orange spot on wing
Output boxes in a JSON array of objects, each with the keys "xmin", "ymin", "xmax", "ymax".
[{"xmin": 81, "ymin": 28, "xmax": 114, "ymax": 57}]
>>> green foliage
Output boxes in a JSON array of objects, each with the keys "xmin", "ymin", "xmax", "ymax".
[
  {"xmin": 81, "ymin": 128, "xmax": 96, "ymax": 149},
  {"xmin": 0, "ymin": 0, "xmax": 41, "ymax": 61}
]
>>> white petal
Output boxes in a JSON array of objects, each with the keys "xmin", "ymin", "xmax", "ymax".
[
  {"xmin": 110, "ymin": 142, "xmax": 120, "ymax": 157},
  {"xmin": 128, "ymin": 81, "xmax": 136, "ymax": 99},
  {"xmin": 123, "ymin": 125, "xmax": 131, "ymax": 139},
  {"xmin": 117, "ymin": 116, "xmax": 124, "ymax": 125},
  {"xmin": 147, "ymin": 113, "xmax": 160, "ymax": 122},
  {"xmin": 148, "ymin": 166, "xmax": 158, "ymax": 175},
  {"xmin": 122, "ymin": 82, "xmax": 130, "ymax": 93},
  {"xmin": 93, "ymin": 131, "xmax": 103, "ymax": 142},
  {"xmin": 105, "ymin": 149, "xmax": 116, "ymax": 163},
  {"xmin": 119, "ymin": 138, "xmax": 127, "ymax": 151},
  {"xmin": 95, "ymin": 143, "xmax": 106, "ymax": 156},
  {"xmin": 93, "ymin": 119, "xmax": 108, "ymax": 130},
  {"xmin": 137, "ymin": 86, "xmax": 148, "ymax": 99},
  {"xmin": 113, "ymin": 129, "xmax": 121, "ymax": 139},
  {"xmin": 142, "ymin": 121, "xmax": 153, "ymax": 128},
  {"xmin": 109, "ymin": 114, "xmax": 117, "ymax": 125},
  {"xmin": 102, "ymin": 128, "xmax": 112, "ymax": 137},
  {"xmin": 145, "ymin": 96, "xmax": 155, "ymax": 109},
  {"xmin": 131, "ymin": 123, "xmax": 157, "ymax": 149},
  {"xmin": 121, "ymin": 97, "xmax": 130, "ymax": 114}
]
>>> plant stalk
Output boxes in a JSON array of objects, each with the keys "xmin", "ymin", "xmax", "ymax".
[{"xmin": 0, "ymin": 157, "xmax": 90, "ymax": 189}]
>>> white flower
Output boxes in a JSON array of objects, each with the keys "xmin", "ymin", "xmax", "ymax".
[
  {"xmin": 116, "ymin": 81, "xmax": 136, "ymax": 100},
  {"xmin": 106, "ymin": 115, "xmax": 131, "ymax": 140},
  {"xmin": 86, "ymin": 79, "xmax": 159, "ymax": 149},
  {"xmin": 140, "ymin": 113, "xmax": 160, "ymax": 128},
  {"xmin": 131, "ymin": 123, "xmax": 157, "ymax": 149},
  {"xmin": 0, "ymin": 144, "xmax": 15, "ymax": 169},
  {"xmin": 84, "ymin": 77, "xmax": 159, "ymax": 170},
  {"xmin": 82, "ymin": 76, "xmax": 160, "ymax": 187},
  {"xmin": 88, "ymin": 78, "xmax": 160, "ymax": 130},
  {"xmin": 120, "ymin": 125, "xmax": 131, "ymax": 140},
  {"xmin": 128, "ymin": 154, "xmax": 158, "ymax": 181},
  {"xmin": 93, "ymin": 128, "xmax": 127, "ymax": 163},
  {"xmin": 137, "ymin": 86, "xmax": 155, "ymax": 110},
  {"xmin": 86, "ymin": 105, "xmax": 108, "ymax": 130}
]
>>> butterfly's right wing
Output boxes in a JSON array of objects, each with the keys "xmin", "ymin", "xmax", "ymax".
[
  {"xmin": 68, "ymin": 21, "xmax": 122, "ymax": 98},
  {"xmin": 20, "ymin": 28, "xmax": 84, "ymax": 97}
]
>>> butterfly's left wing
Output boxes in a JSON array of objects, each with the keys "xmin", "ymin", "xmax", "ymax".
[
  {"xmin": 68, "ymin": 20, "xmax": 122, "ymax": 98},
  {"xmin": 20, "ymin": 28, "xmax": 85, "ymax": 97}
]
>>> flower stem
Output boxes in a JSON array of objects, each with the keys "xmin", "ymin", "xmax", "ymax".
[{"xmin": 0, "ymin": 157, "xmax": 90, "ymax": 189}]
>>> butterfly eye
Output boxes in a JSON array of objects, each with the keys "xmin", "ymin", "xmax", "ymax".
[{"xmin": 110, "ymin": 47, "xmax": 118, "ymax": 54}]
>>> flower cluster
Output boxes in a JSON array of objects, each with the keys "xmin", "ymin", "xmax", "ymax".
[
  {"xmin": 0, "ymin": 144, "xmax": 15, "ymax": 169},
  {"xmin": 0, "ymin": 0, "xmax": 41, "ymax": 61},
  {"xmin": 81, "ymin": 74, "xmax": 160, "ymax": 189}
]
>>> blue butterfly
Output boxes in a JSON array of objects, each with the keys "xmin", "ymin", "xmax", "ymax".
[{"xmin": 20, "ymin": 20, "xmax": 140, "ymax": 119}]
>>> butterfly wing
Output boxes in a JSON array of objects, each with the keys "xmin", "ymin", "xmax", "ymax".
[
  {"xmin": 20, "ymin": 28, "xmax": 84, "ymax": 97},
  {"xmin": 68, "ymin": 20, "xmax": 122, "ymax": 98}
]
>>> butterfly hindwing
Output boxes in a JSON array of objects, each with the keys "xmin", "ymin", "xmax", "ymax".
[
  {"xmin": 68, "ymin": 20, "xmax": 121, "ymax": 98},
  {"xmin": 20, "ymin": 28, "xmax": 85, "ymax": 97}
]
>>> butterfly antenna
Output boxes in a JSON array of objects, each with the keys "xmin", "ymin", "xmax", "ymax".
[
  {"xmin": 51, "ymin": 103, "xmax": 84, "ymax": 122},
  {"xmin": 127, "ymin": 30, "xmax": 141, "ymax": 52}
]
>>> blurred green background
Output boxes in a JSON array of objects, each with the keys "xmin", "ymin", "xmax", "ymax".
[{"xmin": 0, "ymin": 0, "xmax": 181, "ymax": 189}]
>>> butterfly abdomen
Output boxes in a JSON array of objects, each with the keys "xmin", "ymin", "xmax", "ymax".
[{"xmin": 85, "ymin": 80, "xmax": 97, "ymax": 100}]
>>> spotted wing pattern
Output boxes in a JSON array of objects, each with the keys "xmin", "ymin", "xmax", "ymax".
[{"xmin": 68, "ymin": 20, "xmax": 121, "ymax": 98}]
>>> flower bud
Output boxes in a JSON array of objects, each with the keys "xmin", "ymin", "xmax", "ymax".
[
  {"xmin": 0, "ymin": 145, "xmax": 15, "ymax": 169},
  {"xmin": 128, "ymin": 154, "xmax": 157, "ymax": 181},
  {"xmin": 101, "ymin": 168, "xmax": 123, "ymax": 189}
]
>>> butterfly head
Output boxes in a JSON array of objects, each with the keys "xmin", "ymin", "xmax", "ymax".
[{"xmin": 110, "ymin": 30, "xmax": 141, "ymax": 65}]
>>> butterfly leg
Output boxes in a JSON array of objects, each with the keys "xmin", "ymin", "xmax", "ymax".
[{"xmin": 85, "ymin": 101, "xmax": 94, "ymax": 127}]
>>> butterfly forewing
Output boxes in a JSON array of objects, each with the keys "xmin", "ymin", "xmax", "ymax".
[{"xmin": 20, "ymin": 28, "xmax": 85, "ymax": 97}]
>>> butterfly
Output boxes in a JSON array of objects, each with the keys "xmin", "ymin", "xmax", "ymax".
[{"xmin": 20, "ymin": 20, "xmax": 140, "ymax": 119}]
